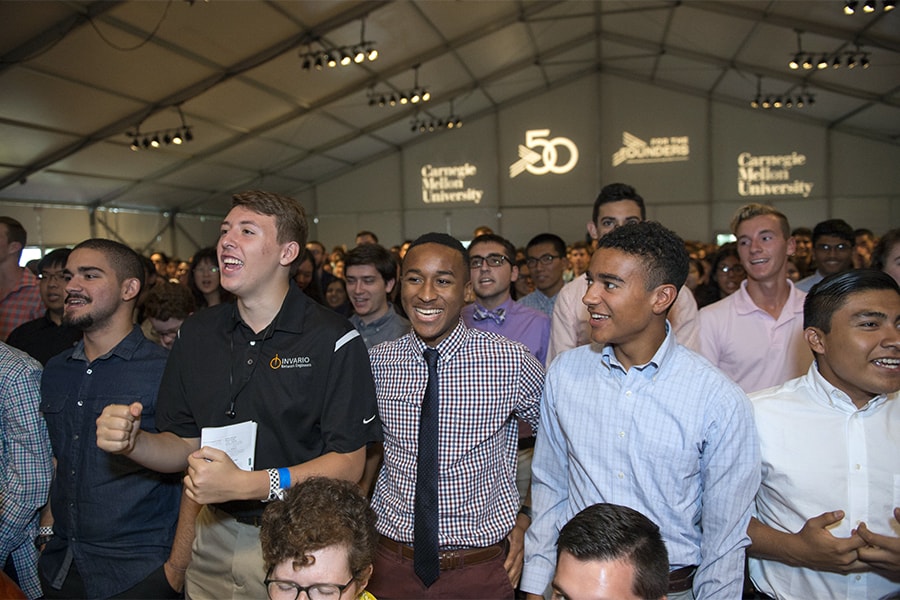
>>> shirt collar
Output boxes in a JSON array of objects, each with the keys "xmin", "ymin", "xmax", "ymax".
[
  {"xmin": 599, "ymin": 322, "xmax": 673, "ymax": 376},
  {"xmin": 408, "ymin": 317, "xmax": 468, "ymax": 362},
  {"xmin": 733, "ymin": 279, "xmax": 805, "ymax": 317},
  {"xmin": 71, "ymin": 325, "xmax": 145, "ymax": 363},
  {"xmin": 228, "ymin": 284, "xmax": 306, "ymax": 337},
  {"xmin": 804, "ymin": 361, "xmax": 895, "ymax": 413},
  {"xmin": 353, "ymin": 304, "xmax": 398, "ymax": 329}
]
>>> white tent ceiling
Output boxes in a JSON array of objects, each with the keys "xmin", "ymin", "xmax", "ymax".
[{"xmin": 1, "ymin": 0, "xmax": 898, "ymax": 217}]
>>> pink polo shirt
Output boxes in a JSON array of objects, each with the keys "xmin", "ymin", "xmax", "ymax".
[{"xmin": 697, "ymin": 279, "xmax": 811, "ymax": 393}]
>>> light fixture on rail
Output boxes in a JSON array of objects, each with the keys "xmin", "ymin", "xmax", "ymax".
[
  {"xmin": 126, "ymin": 106, "xmax": 194, "ymax": 152},
  {"xmin": 368, "ymin": 65, "xmax": 431, "ymax": 108},
  {"xmin": 410, "ymin": 100, "xmax": 462, "ymax": 133},
  {"xmin": 788, "ymin": 35, "xmax": 872, "ymax": 70},
  {"xmin": 299, "ymin": 17, "xmax": 377, "ymax": 72},
  {"xmin": 750, "ymin": 77, "xmax": 814, "ymax": 110},
  {"xmin": 844, "ymin": 0, "xmax": 894, "ymax": 12}
]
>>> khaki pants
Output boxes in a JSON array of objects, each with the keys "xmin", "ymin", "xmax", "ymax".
[{"xmin": 185, "ymin": 506, "xmax": 266, "ymax": 600}]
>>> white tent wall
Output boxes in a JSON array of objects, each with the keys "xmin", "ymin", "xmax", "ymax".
[{"xmin": 3, "ymin": 70, "xmax": 899, "ymax": 257}]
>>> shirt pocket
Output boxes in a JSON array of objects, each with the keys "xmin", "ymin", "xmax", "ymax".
[{"xmin": 40, "ymin": 392, "xmax": 67, "ymax": 415}]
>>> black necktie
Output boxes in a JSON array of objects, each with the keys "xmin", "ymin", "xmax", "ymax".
[{"xmin": 414, "ymin": 348, "xmax": 440, "ymax": 587}]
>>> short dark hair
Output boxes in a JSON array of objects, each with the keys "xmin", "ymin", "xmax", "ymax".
[
  {"xmin": 405, "ymin": 232, "xmax": 469, "ymax": 275},
  {"xmin": 855, "ymin": 228, "xmax": 874, "ymax": 239},
  {"xmin": 557, "ymin": 503, "xmax": 669, "ymax": 600},
  {"xmin": 804, "ymin": 269, "xmax": 900, "ymax": 333},
  {"xmin": 526, "ymin": 233, "xmax": 567, "ymax": 259},
  {"xmin": 72, "ymin": 239, "xmax": 145, "ymax": 292},
  {"xmin": 345, "ymin": 243, "xmax": 398, "ymax": 284},
  {"xmin": 260, "ymin": 477, "xmax": 378, "ymax": 581},
  {"xmin": 38, "ymin": 248, "xmax": 71, "ymax": 273},
  {"xmin": 142, "ymin": 281, "xmax": 196, "ymax": 321},
  {"xmin": 596, "ymin": 221, "xmax": 689, "ymax": 291},
  {"xmin": 0, "ymin": 217, "xmax": 27, "ymax": 254},
  {"xmin": 812, "ymin": 219, "xmax": 854, "ymax": 245},
  {"xmin": 570, "ymin": 240, "xmax": 592, "ymax": 254},
  {"xmin": 592, "ymin": 183, "xmax": 646, "ymax": 225},
  {"xmin": 791, "ymin": 227, "xmax": 812, "ymax": 239},
  {"xmin": 356, "ymin": 230, "xmax": 379, "ymax": 244},
  {"xmin": 872, "ymin": 229, "xmax": 900, "ymax": 272},
  {"xmin": 469, "ymin": 233, "xmax": 517, "ymax": 264}
]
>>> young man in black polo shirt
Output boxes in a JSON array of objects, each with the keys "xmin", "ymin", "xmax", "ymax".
[{"xmin": 97, "ymin": 190, "xmax": 381, "ymax": 599}]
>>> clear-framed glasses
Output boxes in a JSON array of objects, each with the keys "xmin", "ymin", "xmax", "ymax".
[
  {"xmin": 265, "ymin": 570, "xmax": 355, "ymax": 600},
  {"xmin": 38, "ymin": 271, "xmax": 67, "ymax": 283},
  {"xmin": 469, "ymin": 254, "xmax": 508, "ymax": 269},
  {"xmin": 717, "ymin": 264, "xmax": 745, "ymax": 275},
  {"xmin": 525, "ymin": 254, "xmax": 560, "ymax": 268}
]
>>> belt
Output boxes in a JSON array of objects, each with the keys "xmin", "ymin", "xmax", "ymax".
[
  {"xmin": 668, "ymin": 565, "xmax": 697, "ymax": 594},
  {"xmin": 518, "ymin": 437, "xmax": 536, "ymax": 451},
  {"xmin": 212, "ymin": 505, "xmax": 263, "ymax": 527},
  {"xmin": 378, "ymin": 535, "xmax": 507, "ymax": 571}
]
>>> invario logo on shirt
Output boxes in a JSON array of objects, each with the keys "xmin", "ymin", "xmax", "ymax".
[{"xmin": 269, "ymin": 354, "xmax": 312, "ymax": 369}]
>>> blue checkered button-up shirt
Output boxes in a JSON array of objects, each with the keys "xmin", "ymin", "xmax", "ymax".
[
  {"xmin": 370, "ymin": 319, "xmax": 543, "ymax": 548},
  {"xmin": 0, "ymin": 343, "xmax": 52, "ymax": 600}
]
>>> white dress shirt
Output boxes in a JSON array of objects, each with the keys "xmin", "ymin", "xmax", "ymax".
[{"xmin": 749, "ymin": 364, "xmax": 900, "ymax": 599}]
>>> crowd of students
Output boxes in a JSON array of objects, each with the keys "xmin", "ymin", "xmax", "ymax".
[{"xmin": 0, "ymin": 187, "xmax": 898, "ymax": 600}]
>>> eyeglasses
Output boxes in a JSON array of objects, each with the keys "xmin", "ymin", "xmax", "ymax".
[
  {"xmin": 469, "ymin": 254, "xmax": 509, "ymax": 269},
  {"xmin": 717, "ymin": 264, "xmax": 745, "ymax": 275},
  {"xmin": 194, "ymin": 266, "xmax": 220, "ymax": 275},
  {"xmin": 265, "ymin": 572, "xmax": 355, "ymax": 600},
  {"xmin": 814, "ymin": 243, "xmax": 851, "ymax": 253},
  {"xmin": 38, "ymin": 272, "xmax": 67, "ymax": 283},
  {"xmin": 525, "ymin": 254, "xmax": 561, "ymax": 268}
]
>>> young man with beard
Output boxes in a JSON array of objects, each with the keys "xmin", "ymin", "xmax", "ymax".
[
  {"xmin": 748, "ymin": 269, "xmax": 900, "ymax": 599},
  {"xmin": 367, "ymin": 233, "xmax": 543, "ymax": 599},
  {"xmin": 522, "ymin": 221, "xmax": 759, "ymax": 600},
  {"xmin": 96, "ymin": 191, "xmax": 380, "ymax": 599},
  {"xmin": 39, "ymin": 239, "xmax": 181, "ymax": 599}
]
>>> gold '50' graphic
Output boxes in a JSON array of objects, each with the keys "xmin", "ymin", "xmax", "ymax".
[{"xmin": 509, "ymin": 129, "xmax": 579, "ymax": 178}]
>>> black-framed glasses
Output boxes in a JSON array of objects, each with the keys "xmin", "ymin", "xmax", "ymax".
[
  {"xmin": 265, "ymin": 570, "xmax": 355, "ymax": 600},
  {"xmin": 469, "ymin": 254, "xmax": 509, "ymax": 269},
  {"xmin": 526, "ymin": 254, "xmax": 561, "ymax": 268},
  {"xmin": 38, "ymin": 272, "xmax": 67, "ymax": 283}
]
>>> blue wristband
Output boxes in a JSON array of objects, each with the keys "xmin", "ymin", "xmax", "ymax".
[{"xmin": 277, "ymin": 467, "xmax": 291, "ymax": 491}]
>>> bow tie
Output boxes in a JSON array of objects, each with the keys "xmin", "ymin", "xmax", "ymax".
[{"xmin": 472, "ymin": 305, "xmax": 505, "ymax": 324}]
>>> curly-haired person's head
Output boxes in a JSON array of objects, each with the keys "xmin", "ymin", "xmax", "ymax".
[{"xmin": 260, "ymin": 477, "xmax": 378, "ymax": 583}]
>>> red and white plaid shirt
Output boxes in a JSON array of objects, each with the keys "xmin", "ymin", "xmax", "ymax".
[{"xmin": 1, "ymin": 268, "xmax": 43, "ymax": 341}]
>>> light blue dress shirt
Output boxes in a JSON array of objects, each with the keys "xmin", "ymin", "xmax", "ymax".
[{"xmin": 522, "ymin": 326, "xmax": 760, "ymax": 599}]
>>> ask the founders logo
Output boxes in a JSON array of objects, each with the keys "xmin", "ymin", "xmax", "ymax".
[{"xmin": 612, "ymin": 132, "xmax": 690, "ymax": 167}]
